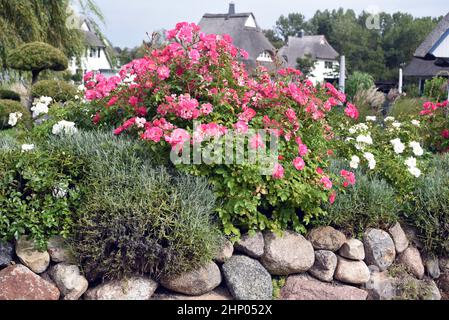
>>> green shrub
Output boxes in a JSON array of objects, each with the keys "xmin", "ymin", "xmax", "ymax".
[
  {"xmin": 31, "ymin": 80, "xmax": 77, "ymax": 102},
  {"xmin": 48, "ymin": 131, "xmax": 221, "ymax": 281},
  {"xmin": 406, "ymin": 154, "xmax": 449, "ymax": 255},
  {"xmin": 0, "ymin": 146, "xmax": 85, "ymax": 248},
  {"xmin": 0, "ymin": 99, "xmax": 32, "ymax": 130},
  {"xmin": 388, "ymin": 97, "xmax": 425, "ymax": 120},
  {"xmin": 424, "ymin": 77, "xmax": 448, "ymax": 102},
  {"xmin": 321, "ymin": 162, "xmax": 399, "ymax": 237},
  {"xmin": 0, "ymin": 89, "xmax": 21, "ymax": 102},
  {"xmin": 346, "ymin": 72, "xmax": 375, "ymax": 100},
  {"xmin": 7, "ymin": 42, "xmax": 69, "ymax": 84}
]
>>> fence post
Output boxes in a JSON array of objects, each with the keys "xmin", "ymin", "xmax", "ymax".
[{"xmin": 339, "ymin": 55, "xmax": 346, "ymax": 93}]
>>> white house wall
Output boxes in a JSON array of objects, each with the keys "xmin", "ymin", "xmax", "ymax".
[
  {"xmin": 69, "ymin": 48, "xmax": 112, "ymax": 74},
  {"xmin": 308, "ymin": 60, "xmax": 339, "ymax": 84},
  {"xmin": 431, "ymin": 31, "xmax": 449, "ymax": 58}
]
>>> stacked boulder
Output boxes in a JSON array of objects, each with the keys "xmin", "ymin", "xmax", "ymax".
[{"xmin": 0, "ymin": 223, "xmax": 446, "ymax": 300}]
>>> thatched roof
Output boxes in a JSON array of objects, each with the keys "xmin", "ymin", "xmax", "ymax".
[
  {"xmin": 414, "ymin": 13, "xmax": 449, "ymax": 59},
  {"xmin": 404, "ymin": 57, "xmax": 449, "ymax": 77},
  {"xmin": 279, "ymin": 35, "xmax": 339, "ymax": 68},
  {"xmin": 198, "ymin": 5, "xmax": 277, "ymax": 71}
]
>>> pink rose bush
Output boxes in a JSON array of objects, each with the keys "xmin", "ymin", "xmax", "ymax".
[
  {"xmin": 419, "ymin": 100, "xmax": 449, "ymax": 152},
  {"xmin": 84, "ymin": 22, "xmax": 358, "ymax": 237}
]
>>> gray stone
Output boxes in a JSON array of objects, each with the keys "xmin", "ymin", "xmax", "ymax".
[
  {"xmin": 215, "ymin": 239, "xmax": 234, "ymax": 264},
  {"xmin": 395, "ymin": 276, "xmax": 441, "ymax": 300},
  {"xmin": 402, "ymin": 224, "xmax": 424, "ymax": 250},
  {"xmin": 15, "ymin": 236, "xmax": 50, "ymax": 274},
  {"xmin": 0, "ymin": 264, "xmax": 60, "ymax": 300},
  {"xmin": 152, "ymin": 287, "xmax": 233, "ymax": 300},
  {"xmin": 398, "ymin": 247, "xmax": 425, "ymax": 279},
  {"xmin": 307, "ymin": 226, "xmax": 346, "ymax": 251},
  {"xmin": 334, "ymin": 256, "xmax": 370, "ymax": 285},
  {"xmin": 308, "ymin": 250, "xmax": 337, "ymax": 282},
  {"xmin": 160, "ymin": 262, "xmax": 221, "ymax": 296},
  {"xmin": 363, "ymin": 229, "xmax": 396, "ymax": 271},
  {"xmin": 424, "ymin": 255, "xmax": 441, "ymax": 279},
  {"xmin": 222, "ymin": 255, "xmax": 272, "ymax": 300},
  {"xmin": 49, "ymin": 264, "xmax": 89, "ymax": 300},
  {"xmin": 439, "ymin": 258, "xmax": 449, "ymax": 274},
  {"xmin": 234, "ymin": 232, "xmax": 265, "ymax": 258},
  {"xmin": 339, "ymin": 239, "xmax": 365, "ymax": 261},
  {"xmin": 261, "ymin": 231, "xmax": 315, "ymax": 275},
  {"xmin": 84, "ymin": 276, "xmax": 158, "ymax": 300},
  {"xmin": 0, "ymin": 241, "xmax": 14, "ymax": 267},
  {"xmin": 47, "ymin": 236, "xmax": 75, "ymax": 264},
  {"xmin": 365, "ymin": 268, "xmax": 396, "ymax": 300},
  {"xmin": 388, "ymin": 223, "xmax": 409, "ymax": 254},
  {"xmin": 438, "ymin": 273, "xmax": 449, "ymax": 293},
  {"xmin": 280, "ymin": 274, "xmax": 368, "ymax": 300}
]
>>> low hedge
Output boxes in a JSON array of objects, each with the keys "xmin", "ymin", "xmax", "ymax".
[
  {"xmin": 31, "ymin": 80, "xmax": 77, "ymax": 102},
  {"xmin": 48, "ymin": 131, "xmax": 221, "ymax": 282}
]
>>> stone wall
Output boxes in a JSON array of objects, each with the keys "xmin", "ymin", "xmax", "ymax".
[{"xmin": 0, "ymin": 223, "xmax": 447, "ymax": 300}]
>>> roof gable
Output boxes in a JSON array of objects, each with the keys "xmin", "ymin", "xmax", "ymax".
[
  {"xmin": 414, "ymin": 13, "xmax": 449, "ymax": 58},
  {"xmin": 198, "ymin": 12, "xmax": 275, "ymax": 63},
  {"xmin": 279, "ymin": 35, "xmax": 339, "ymax": 68}
]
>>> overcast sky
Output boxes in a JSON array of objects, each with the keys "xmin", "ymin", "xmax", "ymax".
[{"xmin": 92, "ymin": 0, "xmax": 447, "ymax": 48}]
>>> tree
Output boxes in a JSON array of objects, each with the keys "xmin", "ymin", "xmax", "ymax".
[
  {"xmin": 263, "ymin": 29, "xmax": 284, "ymax": 49},
  {"xmin": 0, "ymin": 0, "xmax": 104, "ymax": 69},
  {"xmin": 275, "ymin": 13, "xmax": 311, "ymax": 43},
  {"xmin": 296, "ymin": 54, "xmax": 317, "ymax": 77},
  {"xmin": 7, "ymin": 42, "xmax": 68, "ymax": 84}
]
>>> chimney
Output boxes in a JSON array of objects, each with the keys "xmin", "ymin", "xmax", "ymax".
[
  {"xmin": 299, "ymin": 29, "xmax": 305, "ymax": 38},
  {"xmin": 229, "ymin": 2, "xmax": 236, "ymax": 15}
]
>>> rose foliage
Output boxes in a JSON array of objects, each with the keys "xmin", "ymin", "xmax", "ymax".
[{"xmin": 84, "ymin": 22, "xmax": 358, "ymax": 238}]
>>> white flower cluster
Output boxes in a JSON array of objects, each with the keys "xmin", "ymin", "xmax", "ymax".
[
  {"xmin": 366, "ymin": 116, "xmax": 377, "ymax": 122},
  {"xmin": 8, "ymin": 112, "xmax": 23, "ymax": 127},
  {"xmin": 349, "ymin": 123, "xmax": 369, "ymax": 134},
  {"xmin": 355, "ymin": 134, "xmax": 373, "ymax": 150},
  {"xmin": 52, "ymin": 120, "xmax": 78, "ymax": 136},
  {"xmin": 31, "ymin": 96, "xmax": 53, "ymax": 118},
  {"xmin": 405, "ymin": 157, "xmax": 422, "ymax": 178}
]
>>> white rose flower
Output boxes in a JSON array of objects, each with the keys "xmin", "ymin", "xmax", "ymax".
[
  {"xmin": 409, "ymin": 141, "xmax": 424, "ymax": 157},
  {"xmin": 364, "ymin": 152, "xmax": 376, "ymax": 170},
  {"xmin": 52, "ymin": 120, "xmax": 78, "ymax": 136},
  {"xmin": 405, "ymin": 157, "xmax": 417, "ymax": 168},
  {"xmin": 390, "ymin": 138, "xmax": 405, "ymax": 154},
  {"xmin": 8, "ymin": 112, "xmax": 23, "ymax": 127},
  {"xmin": 350, "ymin": 155, "xmax": 360, "ymax": 169},
  {"xmin": 408, "ymin": 166, "xmax": 422, "ymax": 178},
  {"xmin": 135, "ymin": 117, "xmax": 147, "ymax": 128},
  {"xmin": 21, "ymin": 144, "xmax": 35, "ymax": 152},
  {"xmin": 411, "ymin": 120, "xmax": 420, "ymax": 127},
  {"xmin": 356, "ymin": 134, "xmax": 373, "ymax": 145},
  {"xmin": 392, "ymin": 121, "xmax": 402, "ymax": 129}
]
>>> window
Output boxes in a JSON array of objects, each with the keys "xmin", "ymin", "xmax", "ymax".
[
  {"xmin": 325, "ymin": 61, "xmax": 334, "ymax": 69},
  {"xmin": 98, "ymin": 48, "xmax": 101, "ymax": 58},
  {"xmin": 90, "ymin": 47, "xmax": 97, "ymax": 58},
  {"xmin": 257, "ymin": 51, "xmax": 273, "ymax": 62}
]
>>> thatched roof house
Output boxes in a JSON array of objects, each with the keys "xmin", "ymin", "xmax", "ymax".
[
  {"xmin": 279, "ymin": 34, "xmax": 340, "ymax": 84},
  {"xmin": 199, "ymin": 3, "xmax": 278, "ymax": 72},
  {"xmin": 404, "ymin": 13, "xmax": 449, "ymax": 81}
]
